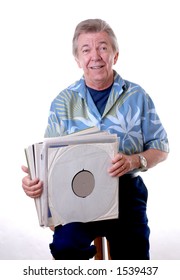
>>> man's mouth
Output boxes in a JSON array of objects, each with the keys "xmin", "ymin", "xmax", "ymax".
[{"xmin": 90, "ymin": 65, "xmax": 104, "ymax": 69}]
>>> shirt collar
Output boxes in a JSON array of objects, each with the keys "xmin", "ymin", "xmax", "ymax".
[{"xmin": 67, "ymin": 70, "xmax": 126, "ymax": 99}]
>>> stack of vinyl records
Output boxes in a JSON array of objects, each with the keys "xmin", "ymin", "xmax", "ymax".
[{"xmin": 25, "ymin": 127, "xmax": 119, "ymax": 227}]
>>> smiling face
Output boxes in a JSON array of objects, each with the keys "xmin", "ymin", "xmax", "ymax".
[{"xmin": 75, "ymin": 32, "xmax": 119, "ymax": 90}]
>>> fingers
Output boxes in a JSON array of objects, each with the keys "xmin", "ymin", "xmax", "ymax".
[
  {"xmin": 22, "ymin": 176, "xmax": 43, "ymax": 198},
  {"xmin": 22, "ymin": 165, "xmax": 43, "ymax": 198},
  {"xmin": 108, "ymin": 153, "xmax": 130, "ymax": 177}
]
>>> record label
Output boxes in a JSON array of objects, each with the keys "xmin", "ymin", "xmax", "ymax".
[{"xmin": 72, "ymin": 169, "xmax": 95, "ymax": 198}]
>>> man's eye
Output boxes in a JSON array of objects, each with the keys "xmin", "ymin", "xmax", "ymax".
[
  {"xmin": 82, "ymin": 49, "xmax": 89, "ymax": 54},
  {"xmin": 100, "ymin": 46, "xmax": 107, "ymax": 51}
]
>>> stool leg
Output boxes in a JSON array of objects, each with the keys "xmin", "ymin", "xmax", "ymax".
[
  {"xmin": 94, "ymin": 237, "xmax": 111, "ymax": 260},
  {"xmin": 94, "ymin": 237, "xmax": 103, "ymax": 260},
  {"xmin": 107, "ymin": 239, "xmax": 111, "ymax": 260}
]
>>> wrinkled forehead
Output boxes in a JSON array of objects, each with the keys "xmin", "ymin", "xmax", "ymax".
[{"xmin": 77, "ymin": 31, "xmax": 112, "ymax": 47}]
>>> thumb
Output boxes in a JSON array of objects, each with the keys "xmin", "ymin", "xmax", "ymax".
[{"xmin": 21, "ymin": 165, "xmax": 29, "ymax": 174}]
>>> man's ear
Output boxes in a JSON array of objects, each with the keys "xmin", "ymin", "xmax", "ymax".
[
  {"xmin": 113, "ymin": 52, "xmax": 119, "ymax": 65},
  {"xmin": 75, "ymin": 57, "xmax": 82, "ymax": 68}
]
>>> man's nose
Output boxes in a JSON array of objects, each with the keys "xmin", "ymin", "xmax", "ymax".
[{"xmin": 90, "ymin": 49, "xmax": 101, "ymax": 61}]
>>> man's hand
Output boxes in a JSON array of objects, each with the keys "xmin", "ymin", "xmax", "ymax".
[
  {"xmin": 108, "ymin": 153, "xmax": 139, "ymax": 177},
  {"xmin": 21, "ymin": 165, "xmax": 43, "ymax": 198}
]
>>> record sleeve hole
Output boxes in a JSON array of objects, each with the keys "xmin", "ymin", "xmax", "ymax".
[{"xmin": 72, "ymin": 169, "xmax": 95, "ymax": 198}]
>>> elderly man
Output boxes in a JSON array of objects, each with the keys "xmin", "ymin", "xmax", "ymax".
[{"xmin": 22, "ymin": 18, "xmax": 169, "ymax": 260}]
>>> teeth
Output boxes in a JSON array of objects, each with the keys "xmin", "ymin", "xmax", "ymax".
[{"xmin": 91, "ymin": 66, "xmax": 102, "ymax": 69}]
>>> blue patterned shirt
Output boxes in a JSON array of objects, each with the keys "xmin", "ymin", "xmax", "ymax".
[{"xmin": 44, "ymin": 71, "xmax": 169, "ymax": 155}]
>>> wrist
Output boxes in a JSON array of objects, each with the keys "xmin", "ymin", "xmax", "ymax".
[
  {"xmin": 138, "ymin": 154, "xmax": 148, "ymax": 171},
  {"xmin": 131, "ymin": 154, "xmax": 141, "ymax": 170}
]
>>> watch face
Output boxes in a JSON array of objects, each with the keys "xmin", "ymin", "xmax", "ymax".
[
  {"xmin": 139, "ymin": 155, "xmax": 147, "ymax": 170},
  {"xmin": 141, "ymin": 157, "xmax": 147, "ymax": 168}
]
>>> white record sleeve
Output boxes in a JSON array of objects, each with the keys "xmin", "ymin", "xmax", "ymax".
[{"xmin": 48, "ymin": 143, "xmax": 119, "ymax": 226}]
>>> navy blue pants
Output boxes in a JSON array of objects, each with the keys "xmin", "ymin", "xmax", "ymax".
[{"xmin": 49, "ymin": 175, "xmax": 150, "ymax": 260}]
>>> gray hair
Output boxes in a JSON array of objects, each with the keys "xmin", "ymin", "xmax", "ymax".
[{"xmin": 72, "ymin": 19, "xmax": 119, "ymax": 57}]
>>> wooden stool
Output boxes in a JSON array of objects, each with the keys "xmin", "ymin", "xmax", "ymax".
[{"xmin": 94, "ymin": 237, "xmax": 111, "ymax": 260}]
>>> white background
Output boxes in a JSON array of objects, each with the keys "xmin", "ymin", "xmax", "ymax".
[{"xmin": 0, "ymin": 0, "xmax": 179, "ymax": 260}]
